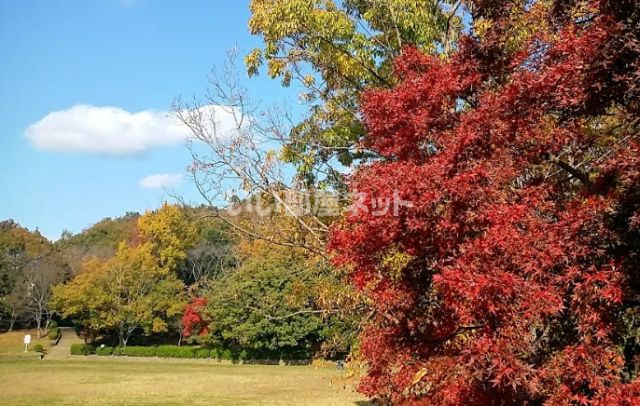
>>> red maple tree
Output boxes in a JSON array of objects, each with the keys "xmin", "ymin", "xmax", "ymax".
[
  {"xmin": 330, "ymin": 1, "xmax": 640, "ymax": 404},
  {"xmin": 182, "ymin": 297, "xmax": 210, "ymax": 338}
]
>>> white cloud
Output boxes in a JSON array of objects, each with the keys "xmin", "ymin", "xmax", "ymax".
[
  {"xmin": 24, "ymin": 105, "xmax": 188, "ymax": 155},
  {"xmin": 138, "ymin": 173, "xmax": 184, "ymax": 189},
  {"xmin": 24, "ymin": 104, "xmax": 243, "ymax": 156}
]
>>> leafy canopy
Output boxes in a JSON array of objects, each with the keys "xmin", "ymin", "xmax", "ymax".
[
  {"xmin": 247, "ymin": 0, "xmax": 463, "ymax": 186},
  {"xmin": 330, "ymin": 0, "xmax": 640, "ymax": 404},
  {"xmin": 51, "ymin": 204, "xmax": 192, "ymax": 345}
]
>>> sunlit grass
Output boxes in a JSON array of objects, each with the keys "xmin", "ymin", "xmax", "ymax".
[
  {"xmin": 0, "ymin": 329, "xmax": 50, "ymax": 356},
  {"xmin": 0, "ymin": 358, "xmax": 368, "ymax": 406}
]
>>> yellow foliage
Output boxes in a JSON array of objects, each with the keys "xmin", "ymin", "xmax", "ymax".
[
  {"xmin": 380, "ymin": 246, "xmax": 413, "ymax": 280},
  {"xmin": 137, "ymin": 203, "xmax": 197, "ymax": 271}
]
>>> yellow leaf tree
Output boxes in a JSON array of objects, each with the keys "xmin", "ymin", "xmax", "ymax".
[
  {"xmin": 247, "ymin": 0, "xmax": 464, "ymax": 186},
  {"xmin": 51, "ymin": 204, "xmax": 193, "ymax": 346}
]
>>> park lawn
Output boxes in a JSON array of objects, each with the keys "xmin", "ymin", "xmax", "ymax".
[
  {"xmin": 0, "ymin": 358, "xmax": 369, "ymax": 406},
  {"xmin": 0, "ymin": 330, "xmax": 50, "ymax": 356}
]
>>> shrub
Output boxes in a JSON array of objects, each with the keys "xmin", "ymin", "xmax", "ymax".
[
  {"xmin": 96, "ymin": 346, "xmax": 113, "ymax": 356},
  {"xmin": 47, "ymin": 327, "xmax": 60, "ymax": 341},
  {"xmin": 282, "ymin": 349, "xmax": 311, "ymax": 361},
  {"xmin": 248, "ymin": 348, "xmax": 277, "ymax": 360},
  {"xmin": 112, "ymin": 347, "xmax": 124, "ymax": 356},
  {"xmin": 31, "ymin": 343, "xmax": 44, "ymax": 353},
  {"xmin": 194, "ymin": 347, "xmax": 210, "ymax": 359},
  {"xmin": 70, "ymin": 343, "xmax": 94, "ymax": 356},
  {"xmin": 123, "ymin": 346, "xmax": 157, "ymax": 357},
  {"xmin": 237, "ymin": 349, "xmax": 248, "ymax": 361},
  {"xmin": 48, "ymin": 321, "xmax": 58, "ymax": 329},
  {"xmin": 156, "ymin": 345, "xmax": 195, "ymax": 358},
  {"xmin": 217, "ymin": 348, "xmax": 234, "ymax": 361}
]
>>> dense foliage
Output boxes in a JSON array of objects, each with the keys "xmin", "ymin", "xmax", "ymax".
[
  {"xmin": 51, "ymin": 205, "xmax": 189, "ymax": 346},
  {"xmin": 0, "ymin": 220, "xmax": 67, "ymax": 335},
  {"xmin": 247, "ymin": 0, "xmax": 463, "ymax": 186},
  {"xmin": 202, "ymin": 241, "xmax": 325, "ymax": 353},
  {"xmin": 56, "ymin": 212, "xmax": 139, "ymax": 275},
  {"xmin": 42, "ymin": 203, "xmax": 353, "ymax": 355},
  {"xmin": 182, "ymin": 219, "xmax": 357, "ymax": 355},
  {"xmin": 182, "ymin": 297, "xmax": 209, "ymax": 338},
  {"xmin": 329, "ymin": 0, "xmax": 640, "ymax": 404}
]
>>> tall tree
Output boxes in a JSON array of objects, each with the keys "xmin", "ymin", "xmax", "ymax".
[
  {"xmin": 247, "ymin": 0, "xmax": 464, "ymax": 187},
  {"xmin": 52, "ymin": 243, "xmax": 185, "ymax": 346},
  {"xmin": 51, "ymin": 204, "xmax": 192, "ymax": 346},
  {"xmin": 180, "ymin": 1, "xmax": 464, "ymax": 252},
  {"xmin": 182, "ymin": 215, "xmax": 360, "ymax": 354},
  {"xmin": 137, "ymin": 203, "xmax": 197, "ymax": 271},
  {"xmin": 22, "ymin": 253, "xmax": 68, "ymax": 337},
  {"xmin": 201, "ymin": 237, "xmax": 327, "ymax": 353},
  {"xmin": 330, "ymin": 0, "xmax": 640, "ymax": 404},
  {"xmin": 0, "ymin": 220, "xmax": 64, "ymax": 334},
  {"xmin": 174, "ymin": 49, "xmax": 333, "ymax": 255},
  {"xmin": 55, "ymin": 212, "xmax": 139, "ymax": 276}
]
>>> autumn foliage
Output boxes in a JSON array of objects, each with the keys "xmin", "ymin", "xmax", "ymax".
[
  {"xmin": 330, "ymin": 1, "xmax": 640, "ymax": 404},
  {"xmin": 182, "ymin": 297, "xmax": 209, "ymax": 338}
]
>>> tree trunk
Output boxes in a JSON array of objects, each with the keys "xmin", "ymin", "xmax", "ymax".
[
  {"xmin": 35, "ymin": 314, "xmax": 42, "ymax": 338},
  {"xmin": 8, "ymin": 308, "xmax": 17, "ymax": 332},
  {"xmin": 118, "ymin": 329, "xmax": 126, "ymax": 348}
]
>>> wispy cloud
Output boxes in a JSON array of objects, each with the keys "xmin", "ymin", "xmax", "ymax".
[{"xmin": 138, "ymin": 173, "xmax": 184, "ymax": 189}]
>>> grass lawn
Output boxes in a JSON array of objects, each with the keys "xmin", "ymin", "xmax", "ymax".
[
  {"xmin": 0, "ymin": 331, "xmax": 369, "ymax": 405},
  {"xmin": 0, "ymin": 330, "xmax": 50, "ymax": 357},
  {"xmin": 0, "ymin": 359, "xmax": 368, "ymax": 405}
]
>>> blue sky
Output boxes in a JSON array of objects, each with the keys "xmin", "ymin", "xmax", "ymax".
[{"xmin": 0, "ymin": 0, "xmax": 297, "ymax": 240}]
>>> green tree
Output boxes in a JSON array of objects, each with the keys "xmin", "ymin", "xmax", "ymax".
[
  {"xmin": 205, "ymin": 240, "xmax": 325, "ymax": 353},
  {"xmin": 246, "ymin": 0, "xmax": 463, "ymax": 186},
  {"xmin": 195, "ymin": 227, "xmax": 358, "ymax": 354}
]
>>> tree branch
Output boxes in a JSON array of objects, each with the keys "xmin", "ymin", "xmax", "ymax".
[{"xmin": 550, "ymin": 157, "xmax": 593, "ymax": 190}]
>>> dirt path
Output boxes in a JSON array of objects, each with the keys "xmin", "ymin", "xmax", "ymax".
[{"xmin": 45, "ymin": 327, "xmax": 83, "ymax": 360}]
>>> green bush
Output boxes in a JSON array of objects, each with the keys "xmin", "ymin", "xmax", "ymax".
[
  {"xmin": 123, "ymin": 346, "xmax": 157, "ymax": 357},
  {"xmin": 282, "ymin": 349, "xmax": 311, "ymax": 361},
  {"xmin": 237, "ymin": 349, "xmax": 248, "ymax": 361},
  {"xmin": 31, "ymin": 343, "xmax": 44, "ymax": 353},
  {"xmin": 112, "ymin": 347, "xmax": 124, "ymax": 356},
  {"xmin": 47, "ymin": 327, "xmax": 60, "ymax": 340},
  {"xmin": 48, "ymin": 321, "xmax": 58, "ymax": 329},
  {"xmin": 194, "ymin": 347, "xmax": 211, "ymax": 359},
  {"xmin": 245, "ymin": 348, "xmax": 279, "ymax": 361},
  {"xmin": 96, "ymin": 346, "xmax": 113, "ymax": 356},
  {"xmin": 217, "ymin": 348, "xmax": 234, "ymax": 361},
  {"xmin": 70, "ymin": 343, "xmax": 95, "ymax": 355},
  {"xmin": 156, "ymin": 345, "xmax": 195, "ymax": 358}
]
